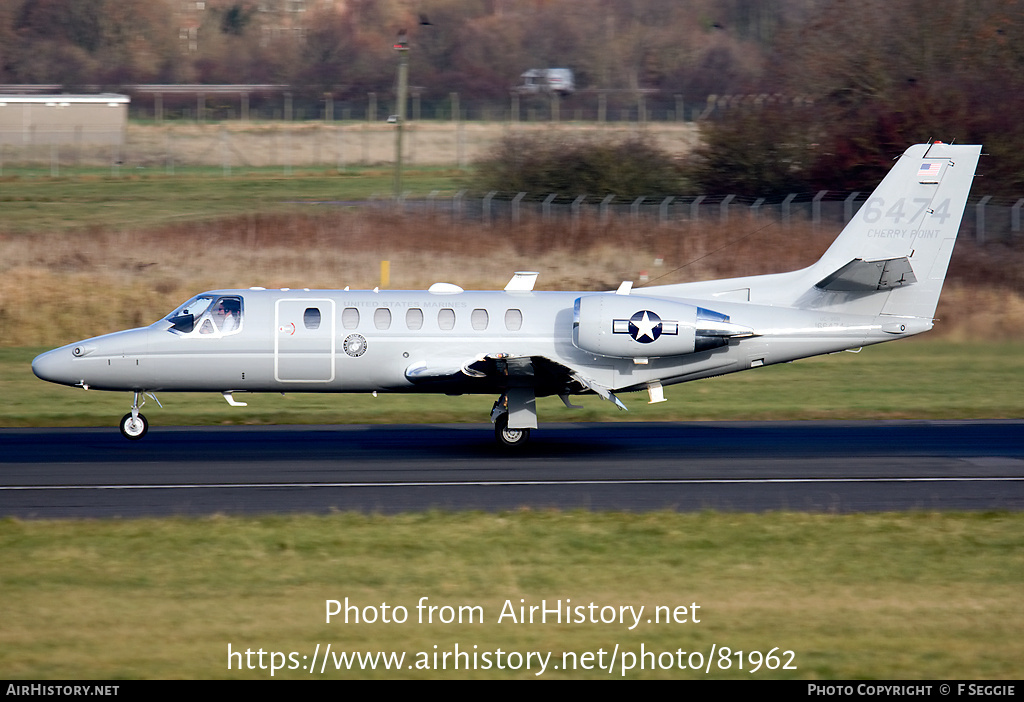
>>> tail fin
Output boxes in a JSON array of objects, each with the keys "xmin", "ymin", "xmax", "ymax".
[
  {"xmin": 803, "ymin": 142, "xmax": 981, "ymax": 319},
  {"xmin": 648, "ymin": 143, "xmax": 981, "ymax": 321}
]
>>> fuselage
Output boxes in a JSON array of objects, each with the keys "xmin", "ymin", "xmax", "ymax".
[{"xmin": 31, "ymin": 285, "xmax": 918, "ymax": 397}]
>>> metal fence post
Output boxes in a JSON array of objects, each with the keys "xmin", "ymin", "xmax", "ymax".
[
  {"xmin": 220, "ymin": 125, "xmax": 230, "ymax": 176},
  {"xmin": 690, "ymin": 195, "xmax": 705, "ymax": 221},
  {"xmin": 659, "ymin": 196, "xmax": 674, "ymax": 225},
  {"xmin": 512, "ymin": 192, "xmax": 526, "ymax": 224},
  {"xmin": 457, "ymin": 120, "xmax": 465, "ymax": 169},
  {"xmin": 813, "ymin": 190, "xmax": 828, "ymax": 226},
  {"xmin": 336, "ymin": 125, "xmax": 346, "ymax": 172},
  {"xmin": 452, "ymin": 189, "xmax": 465, "ymax": 221},
  {"xmin": 782, "ymin": 193, "xmax": 797, "ymax": 225},
  {"xmin": 750, "ymin": 197, "xmax": 765, "ymax": 219},
  {"xmin": 543, "ymin": 193, "xmax": 557, "ymax": 221},
  {"xmin": 572, "ymin": 194, "xmax": 586, "ymax": 231},
  {"xmin": 631, "ymin": 196, "xmax": 645, "ymax": 221},
  {"xmin": 720, "ymin": 194, "xmax": 735, "ymax": 223},
  {"xmin": 1012, "ymin": 199, "xmax": 1024, "ymax": 233},
  {"xmin": 844, "ymin": 191, "xmax": 861, "ymax": 224},
  {"xmin": 483, "ymin": 191, "xmax": 496, "ymax": 225},
  {"xmin": 600, "ymin": 194, "xmax": 615, "ymax": 223},
  {"xmin": 976, "ymin": 195, "xmax": 992, "ymax": 244}
]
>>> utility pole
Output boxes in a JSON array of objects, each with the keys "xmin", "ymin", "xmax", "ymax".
[{"xmin": 393, "ymin": 29, "xmax": 409, "ymax": 200}]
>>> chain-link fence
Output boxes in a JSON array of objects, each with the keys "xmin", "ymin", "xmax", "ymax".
[
  {"xmin": 390, "ymin": 191, "xmax": 1023, "ymax": 243},
  {"xmin": 1, "ymin": 122, "xmax": 1019, "ymax": 242}
]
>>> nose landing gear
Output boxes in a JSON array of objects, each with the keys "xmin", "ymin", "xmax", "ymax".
[
  {"xmin": 118, "ymin": 391, "xmax": 160, "ymax": 440},
  {"xmin": 120, "ymin": 411, "xmax": 148, "ymax": 440}
]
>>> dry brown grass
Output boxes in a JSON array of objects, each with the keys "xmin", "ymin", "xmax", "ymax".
[
  {"xmin": 21, "ymin": 122, "xmax": 700, "ymax": 169},
  {"xmin": 2, "ymin": 209, "xmax": 1022, "ymax": 346}
]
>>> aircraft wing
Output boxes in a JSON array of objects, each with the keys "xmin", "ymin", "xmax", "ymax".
[
  {"xmin": 405, "ymin": 353, "xmax": 630, "ymax": 410},
  {"xmin": 405, "ymin": 353, "xmax": 588, "ymax": 398}
]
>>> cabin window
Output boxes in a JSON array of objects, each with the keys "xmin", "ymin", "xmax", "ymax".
[
  {"xmin": 505, "ymin": 309, "xmax": 523, "ymax": 331},
  {"xmin": 471, "ymin": 308, "xmax": 489, "ymax": 330},
  {"xmin": 303, "ymin": 308, "xmax": 321, "ymax": 330},
  {"xmin": 406, "ymin": 308, "xmax": 424, "ymax": 330},
  {"xmin": 342, "ymin": 307, "xmax": 360, "ymax": 329},
  {"xmin": 438, "ymin": 308, "xmax": 456, "ymax": 330},
  {"xmin": 374, "ymin": 307, "xmax": 392, "ymax": 330}
]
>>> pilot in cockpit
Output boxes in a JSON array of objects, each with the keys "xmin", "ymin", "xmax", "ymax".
[{"xmin": 216, "ymin": 298, "xmax": 241, "ymax": 333}]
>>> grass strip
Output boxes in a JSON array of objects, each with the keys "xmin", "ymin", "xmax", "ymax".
[
  {"xmin": 0, "ymin": 510, "xmax": 1020, "ymax": 679},
  {"xmin": 0, "ymin": 168, "xmax": 464, "ymax": 232}
]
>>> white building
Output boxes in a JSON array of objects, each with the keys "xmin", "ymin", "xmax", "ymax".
[{"xmin": 0, "ymin": 94, "xmax": 130, "ymax": 145}]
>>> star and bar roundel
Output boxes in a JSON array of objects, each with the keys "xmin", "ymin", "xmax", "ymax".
[{"xmin": 612, "ymin": 310, "xmax": 679, "ymax": 344}]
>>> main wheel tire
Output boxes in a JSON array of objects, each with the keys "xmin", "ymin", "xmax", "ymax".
[
  {"xmin": 494, "ymin": 413, "xmax": 530, "ymax": 448},
  {"xmin": 119, "ymin": 412, "xmax": 149, "ymax": 440}
]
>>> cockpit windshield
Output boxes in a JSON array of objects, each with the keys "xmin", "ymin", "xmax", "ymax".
[{"xmin": 165, "ymin": 295, "xmax": 243, "ymax": 336}]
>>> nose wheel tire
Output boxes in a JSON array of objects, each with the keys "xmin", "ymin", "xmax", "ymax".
[
  {"xmin": 120, "ymin": 412, "xmax": 149, "ymax": 440},
  {"xmin": 494, "ymin": 413, "xmax": 530, "ymax": 448}
]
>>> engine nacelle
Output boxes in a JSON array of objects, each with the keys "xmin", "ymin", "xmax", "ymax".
[{"xmin": 572, "ymin": 295, "xmax": 752, "ymax": 358}]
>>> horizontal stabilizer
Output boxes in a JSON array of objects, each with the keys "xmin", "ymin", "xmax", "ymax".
[{"xmin": 815, "ymin": 257, "xmax": 917, "ymax": 292}]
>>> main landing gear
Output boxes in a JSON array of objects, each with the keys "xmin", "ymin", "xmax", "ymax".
[
  {"xmin": 119, "ymin": 391, "xmax": 159, "ymax": 440},
  {"xmin": 490, "ymin": 389, "xmax": 537, "ymax": 449},
  {"xmin": 493, "ymin": 411, "xmax": 530, "ymax": 448}
]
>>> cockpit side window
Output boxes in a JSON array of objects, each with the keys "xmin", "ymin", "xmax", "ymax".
[
  {"xmin": 167, "ymin": 296, "xmax": 214, "ymax": 334},
  {"xmin": 213, "ymin": 296, "xmax": 243, "ymax": 334},
  {"xmin": 167, "ymin": 295, "xmax": 244, "ymax": 337}
]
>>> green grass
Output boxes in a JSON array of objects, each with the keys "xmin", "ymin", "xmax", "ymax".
[
  {"xmin": 0, "ymin": 167, "xmax": 464, "ymax": 232},
  {"xmin": 0, "ymin": 511, "xmax": 1020, "ymax": 678},
  {"xmin": 4, "ymin": 340, "xmax": 1022, "ymax": 429}
]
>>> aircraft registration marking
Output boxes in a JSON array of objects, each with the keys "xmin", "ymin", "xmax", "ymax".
[{"xmin": 861, "ymin": 197, "xmax": 952, "ymax": 225}]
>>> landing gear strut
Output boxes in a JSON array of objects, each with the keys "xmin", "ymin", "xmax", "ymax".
[
  {"xmin": 490, "ymin": 388, "xmax": 536, "ymax": 448},
  {"xmin": 119, "ymin": 391, "xmax": 158, "ymax": 440}
]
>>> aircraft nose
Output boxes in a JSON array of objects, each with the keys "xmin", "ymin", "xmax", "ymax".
[{"xmin": 32, "ymin": 347, "xmax": 79, "ymax": 387}]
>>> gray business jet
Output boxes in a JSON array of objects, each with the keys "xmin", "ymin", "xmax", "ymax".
[{"xmin": 33, "ymin": 142, "xmax": 981, "ymax": 446}]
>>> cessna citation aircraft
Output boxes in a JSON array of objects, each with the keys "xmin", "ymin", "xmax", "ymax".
[{"xmin": 33, "ymin": 142, "xmax": 980, "ymax": 447}]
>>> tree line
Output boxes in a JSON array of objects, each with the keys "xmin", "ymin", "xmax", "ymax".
[
  {"xmin": 0, "ymin": 0, "xmax": 796, "ymax": 101},
  {"xmin": 3, "ymin": 0, "xmax": 1024, "ymax": 195}
]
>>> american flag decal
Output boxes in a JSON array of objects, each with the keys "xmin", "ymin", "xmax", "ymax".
[{"xmin": 917, "ymin": 162, "xmax": 942, "ymax": 182}]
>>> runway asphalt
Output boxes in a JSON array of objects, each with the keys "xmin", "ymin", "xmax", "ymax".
[{"xmin": 2, "ymin": 420, "xmax": 1022, "ymax": 518}]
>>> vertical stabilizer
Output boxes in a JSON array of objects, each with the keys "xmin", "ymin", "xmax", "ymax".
[
  {"xmin": 644, "ymin": 143, "xmax": 981, "ymax": 319},
  {"xmin": 805, "ymin": 142, "xmax": 981, "ymax": 319}
]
